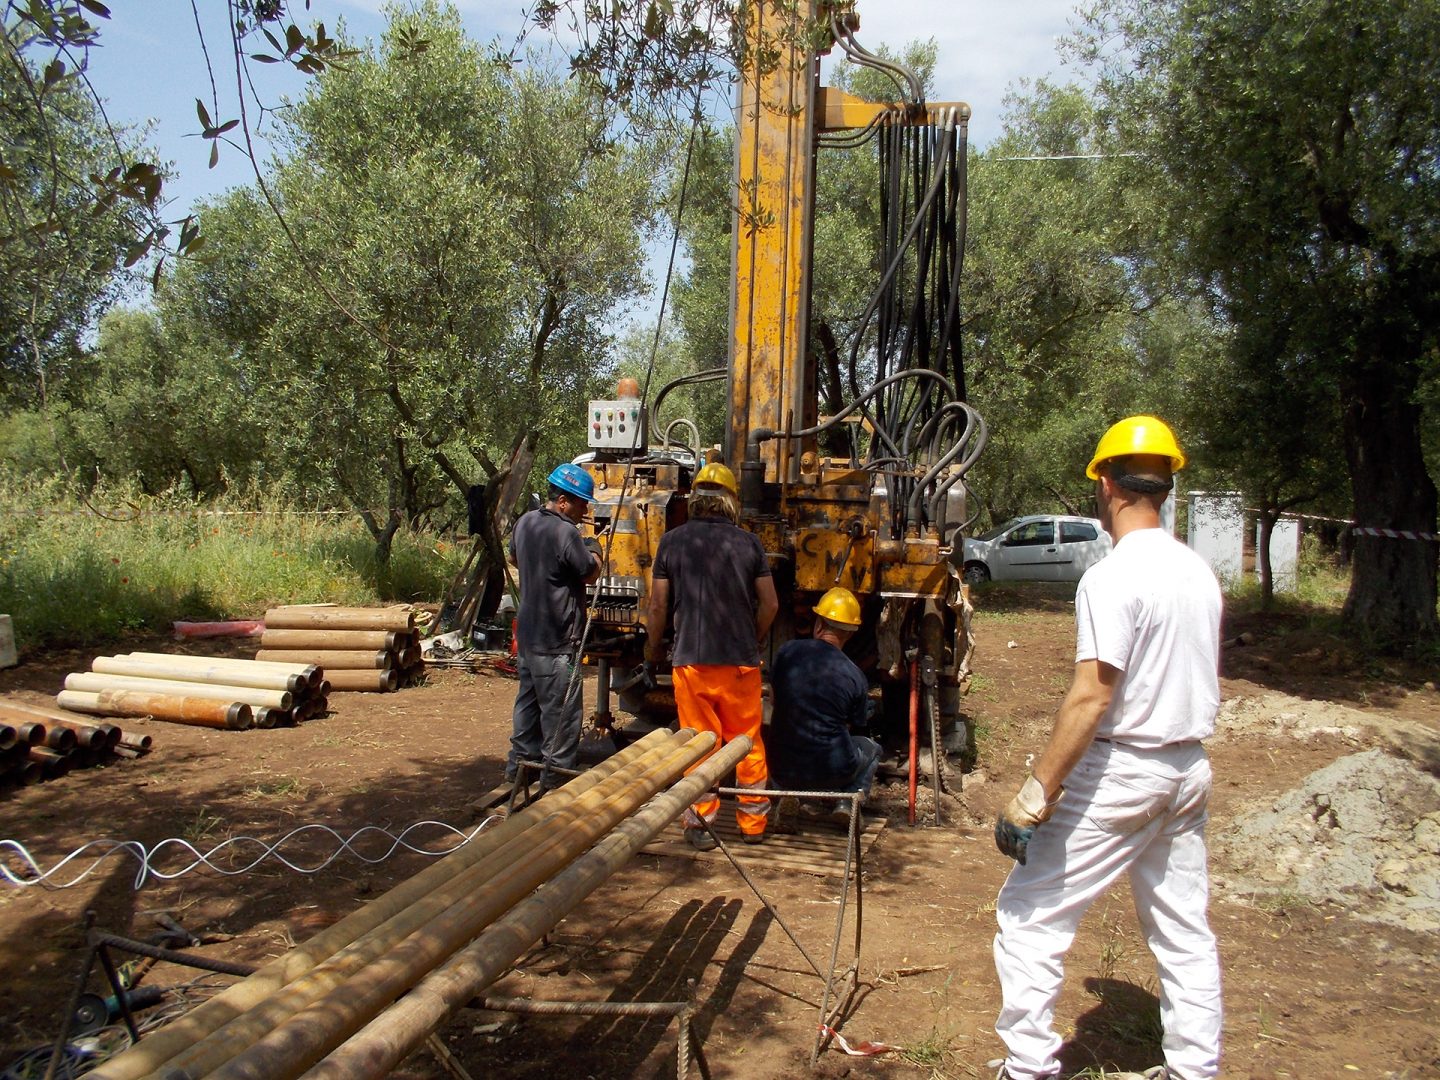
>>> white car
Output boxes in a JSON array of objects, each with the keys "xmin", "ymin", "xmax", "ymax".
[{"xmin": 960, "ymin": 514, "xmax": 1112, "ymax": 584}]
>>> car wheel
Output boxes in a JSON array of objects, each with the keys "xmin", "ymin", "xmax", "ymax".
[{"xmin": 962, "ymin": 561, "xmax": 990, "ymax": 586}]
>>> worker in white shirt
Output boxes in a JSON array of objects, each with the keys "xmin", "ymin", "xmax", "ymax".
[{"xmin": 991, "ymin": 415, "xmax": 1223, "ymax": 1080}]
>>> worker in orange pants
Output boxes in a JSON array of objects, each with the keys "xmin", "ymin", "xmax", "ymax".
[
  {"xmin": 646, "ymin": 462, "xmax": 779, "ymax": 849},
  {"xmin": 672, "ymin": 665, "xmax": 769, "ymax": 836}
]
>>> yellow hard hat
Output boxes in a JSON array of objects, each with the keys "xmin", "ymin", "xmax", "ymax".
[
  {"xmin": 812, "ymin": 587, "xmax": 862, "ymax": 628},
  {"xmin": 1086, "ymin": 415, "xmax": 1186, "ymax": 480},
  {"xmin": 694, "ymin": 461, "xmax": 738, "ymax": 497}
]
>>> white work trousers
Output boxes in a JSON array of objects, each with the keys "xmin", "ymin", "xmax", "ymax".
[{"xmin": 993, "ymin": 739, "xmax": 1221, "ymax": 1080}]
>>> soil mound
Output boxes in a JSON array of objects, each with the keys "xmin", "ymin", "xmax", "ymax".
[{"xmin": 1214, "ymin": 748, "xmax": 1440, "ymax": 931}]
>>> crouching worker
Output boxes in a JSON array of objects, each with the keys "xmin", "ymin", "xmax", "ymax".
[{"xmin": 768, "ymin": 588, "xmax": 881, "ymax": 822}]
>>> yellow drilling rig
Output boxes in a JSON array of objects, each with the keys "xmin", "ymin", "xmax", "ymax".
[{"xmin": 577, "ymin": 1, "xmax": 986, "ymax": 796}]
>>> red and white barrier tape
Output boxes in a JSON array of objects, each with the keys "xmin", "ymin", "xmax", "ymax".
[
  {"xmin": 1352, "ymin": 527, "xmax": 1440, "ymax": 542},
  {"xmin": 820, "ymin": 1025, "xmax": 902, "ymax": 1056}
]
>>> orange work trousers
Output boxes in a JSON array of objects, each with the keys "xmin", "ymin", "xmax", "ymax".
[{"xmin": 672, "ymin": 664, "xmax": 770, "ymax": 836}]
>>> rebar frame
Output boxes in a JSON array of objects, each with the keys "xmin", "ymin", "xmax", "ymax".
[
  {"xmin": 478, "ymin": 990, "xmax": 699, "ymax": 1080},
  {"xmin": 710, "ymin": 785, "xmax": 865, "ymax": 1066},
  {"xmin": 47, "ymin": 911, "xmax": 259, "ymax": 1080},
  {"xmin": 494, "ymin": 774, "xmax": 866, "ymax": 1071}
]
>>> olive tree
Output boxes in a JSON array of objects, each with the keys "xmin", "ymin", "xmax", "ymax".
[{"xmin": 1078, "ymin": 0, "xmax": 1440, "ymax": 642}]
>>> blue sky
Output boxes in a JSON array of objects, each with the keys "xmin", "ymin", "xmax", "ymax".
[{"xmin": 83, "ymin": 1, "xmax": 1085, "ymax": 223}]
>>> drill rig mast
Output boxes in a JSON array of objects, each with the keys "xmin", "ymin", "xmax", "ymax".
[{"xmin": 580, "ymin": 1, "xmax": 986, "ymax": 789}]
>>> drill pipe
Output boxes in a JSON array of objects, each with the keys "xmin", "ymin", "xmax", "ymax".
[
  {"xmin": 254, "ymin": 649, "xmax": 391, "ymax": 671},
  {"xmin": 86, "ymin": 729, "xmax": 680, "ymax": 1080},
  {"xmin": 9, "ymin": 714, "xmax": 109, "ymax": 750},
  {"xmin": 302, "ymin": 735, "xmax": 754, "ymax": 1080},
  {"xmin": 258, "ymin": 630, "xmax": 403, "ymax": 652},
  {"xmin": 40, "ymin": 725, "xmax": 77, "ymax": 752},
  {"xmin": 321, "ymin": 669, "xmax": 398, "ymax": 693},
  {"xmin": 64, "ymin": 673, "xmax": 291, "ymax": 712},
  {"xmin": 93, "ymin": 656, "xmax": 306, "ymax": 695},
  {"xmin": 0, "ymin": 723, "xmax": 13, "ymax": 751},
  {"xmin": 16, "ymin": 722, "xmax": 44, "ymax": 745},
  {"xmin": 264, "ymin": 607, "xmax": 415, "ymax": 632},
  {"xmin": 184, "ymin": 733, "xmax": 715, "ymax": 1080},
  {"xmin": 0, "ymin": 700, "xmax": 92, "ymax": 726},
  {"xmin": 28, "ymin": 745, "xmax": 72, "ymax": 779},
  {"xmin": 57, "ymin": 690, "xmax": 250, "ymax": 730},
  {"xmin": 2, "ymin": 706, "xmax": 125, "ymax": 752},
  {"xmin": 125, "ymin": 653, "xmax": 323, "ymax": 689}
]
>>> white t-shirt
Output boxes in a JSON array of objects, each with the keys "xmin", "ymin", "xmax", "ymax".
[{"xmin": 1074, "ymin": 528, "xmax": 1222, "ymax": 747}]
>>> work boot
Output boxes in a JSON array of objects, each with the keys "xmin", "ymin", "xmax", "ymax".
[
  {"xmin": 1101, "ymin": 1069, "xmax": 1171, "ymax": 1079},
  {"xmin": 989, "ymin": 1064, "xmax": 1060, "ymax": 1080},
  {"xmin": 684, "ymin": 828, "xmax": 718, "ymax": 852}
]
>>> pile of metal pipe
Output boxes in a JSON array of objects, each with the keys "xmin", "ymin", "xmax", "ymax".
[
  {"xmin": 56, "ymin": 652, "xmax": 330, "ymax": 730},
  {"xmin": 258, "ymin": 606, "xmax": 424, "ymax": 692},
  {"xmin": 0, "ymin": 699, "xmax": 136, "ymax": 786},
  {"xmin": 88, "ymin": 728, "xmax": 749, "ymax": 1080}
]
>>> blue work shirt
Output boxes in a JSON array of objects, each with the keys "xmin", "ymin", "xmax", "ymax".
[{"xmin": 768, "ymin": 638, "xmax": 868, "ymax": 788}]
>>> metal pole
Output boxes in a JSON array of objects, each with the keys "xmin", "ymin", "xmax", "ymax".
[
  {"xmin": 811, "ymin": 790, "xmax": 863, "ymax": 1063},
  {"xmin": 907, "ymin": 658, "xmax": 919, "ymax": 825}
]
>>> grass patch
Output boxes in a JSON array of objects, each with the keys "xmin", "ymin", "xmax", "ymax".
[
  {"xmin": 899, "ymin": 1025, "xmax": 962, "ymax": 1076},
  {"xmin": 1250, "ymin": 890, "xmax": 1315, "ymax": 918},
  {"xmin": 244, "ymin": 775, "xmax": 310, "ymax": 800},
  {"xmin": 0, "ymin": 479, "xmax": 465, "ymax": 654},
  {"xmin": 180, "ymin": 807, "xmax": 226, "ymax": 845},
  {"xmin": 1084, "ymin": 980, "xmax": 1164, "ymax": 1048}
]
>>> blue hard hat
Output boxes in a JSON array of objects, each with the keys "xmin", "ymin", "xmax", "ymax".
[{"xmin": 547, "ymin": 463, "xmax": 594, "ymax": 503}]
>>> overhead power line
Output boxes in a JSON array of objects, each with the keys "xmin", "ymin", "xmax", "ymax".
[{"xmin": 986, "ymin": 152, "xmax": 1139, "ymax": 162}]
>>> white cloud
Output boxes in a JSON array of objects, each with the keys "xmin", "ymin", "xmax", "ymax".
[{"xmin": 821, "ymin": 0, "xmax": 1085, "ymax": 145}]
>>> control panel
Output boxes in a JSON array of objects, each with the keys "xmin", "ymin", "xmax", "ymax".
[{"xmin": 588, "ymin": 399, "xmax": 643, "ymax": 450}]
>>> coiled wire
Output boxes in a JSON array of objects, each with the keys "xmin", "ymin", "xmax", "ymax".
[{"xmin": 0, "ymin": 815, "xmax": 504, "ymax": 891}]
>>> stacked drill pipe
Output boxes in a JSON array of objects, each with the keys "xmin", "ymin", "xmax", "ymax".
[
  {"xmin": 258, "ymin": 606, "xmax": 424, "ymax": 692},
  {"xmin": 88, "ymin": 727, "xmax": 750, "ymax": 1080},
  {"xmin": 54, "ymin": 652, "xmax": 330, "ymax": 730},
  {"xmin": 0, "ymin": 700, "xmax": 130, "ymax": 784},
  {"xmin": 119, "ymin": 652, "xmax": 332, "ymax": 725}
]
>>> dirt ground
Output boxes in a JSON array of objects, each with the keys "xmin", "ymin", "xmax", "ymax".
[{"xmin": 1, "ymin": 585, "xmax": 1438, "ymax": 1079}]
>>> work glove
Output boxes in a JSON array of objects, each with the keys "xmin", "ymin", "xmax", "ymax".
[
  {"xmin": 994, "ymin": 775, "xmax": 1064, "ymax": 865},
  {"xmin": 582, "ymin": 536, "xmax": 603, "ymax": 559}
]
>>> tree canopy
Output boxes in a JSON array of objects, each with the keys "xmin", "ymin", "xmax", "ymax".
[
  {"xmin": 1077, "ymin": 0, "xmax": 1440, "ymax": 641},
  {"xmin": 0, "ymin": 19, "xmax": 155, "ymax": 408},
  {"xmin": 30, "ymin": 3, "xmax": 663, "ymax": 566}
]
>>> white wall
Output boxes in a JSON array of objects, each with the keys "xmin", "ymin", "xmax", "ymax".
[
  {"xmin": 1187, "ymin": 491, "xmax": 1244, "ymax": 587},
  {"xmin": 1259, "ymin": 518, "xmax": 1300, "ymax": 593}
]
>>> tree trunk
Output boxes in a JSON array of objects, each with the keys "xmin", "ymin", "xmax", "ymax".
[
  {"xmin": 1339, "ymin": 344, "xmax": 1439, "ymax": 644},
  {"xmin": 1256, "ymin": 509, "xmax": 1276, "ymax": 609}
]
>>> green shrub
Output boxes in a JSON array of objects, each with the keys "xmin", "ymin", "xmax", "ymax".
[{"xmin": 0, "ymin": 478, "xmax": 466, "ymax": 654}]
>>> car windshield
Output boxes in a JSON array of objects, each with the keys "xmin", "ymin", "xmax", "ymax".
[{"xmin": 976, "ymin": 518, "xmax": 1022, "ymax": 542}]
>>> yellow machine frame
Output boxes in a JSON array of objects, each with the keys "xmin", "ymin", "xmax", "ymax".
[{"xmin": 580, "ymin": 1, "xmax": 979, "ymax": 772}]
